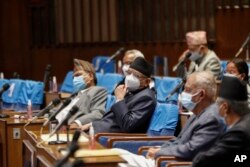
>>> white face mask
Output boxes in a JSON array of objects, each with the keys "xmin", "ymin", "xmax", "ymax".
[
  {"xmin": 189, "ymin": 51, "xmax": 202, "ymax": 61},
  {"xmin": 125, "ymin": 74, "xmax": 140, "ymax": 91},
  {"xmin": 122, "ymin": 64, "xmax": 130, "ymax": 76},
  {"xmin": 179, "ymin": 91, "xmax": 200, "ymax": 111}
]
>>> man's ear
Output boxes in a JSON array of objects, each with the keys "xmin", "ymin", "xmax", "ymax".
[
  {"xmin": 239, "ymin": 73, "xmax": 246, "ymax": 81},
  {"xmin": 224, "ymin": 102, "xmax": 231, "ymax": 115},
  {"xmin": 199, "ymin": 89, "xmax": 205, "ymax": 100}
]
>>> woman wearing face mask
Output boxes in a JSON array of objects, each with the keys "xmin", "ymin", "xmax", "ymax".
[
  {"xmin": 174, "ymin": 31, "xmax": 221, "ymax": 80},
  {"xmin": 56, "ymin": 59, "xmax": 108, "ymax": 129},
  {"xmin": 225, "ymin": 58, "xmax": 250, "ymax": 103}
]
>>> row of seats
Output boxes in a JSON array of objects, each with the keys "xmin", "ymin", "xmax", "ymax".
[
  {"xmin": 60, "ymin": 72, "xmax": 182, "ymax": 103},
  {"xmin": 0, "ymin": 79, "xmax": 44, "ymax": 111}
]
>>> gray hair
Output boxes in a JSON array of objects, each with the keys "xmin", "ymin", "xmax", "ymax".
[
  {"xmin": 217, "ymin": 97, "xmax": 249, "ymax": 116},
  {"xmin": 125, "ymin": 49, "xmax": 144, "ymax": 60},
  {"xmin": 190, "ymin": 71, "xmax": 217, "ymax": 100}
]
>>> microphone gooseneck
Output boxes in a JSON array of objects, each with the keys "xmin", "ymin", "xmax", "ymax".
[
  {"xmin": 42, "ymin": 98, "xmax": 72, "ymax": 127},
  {"xmin": 36, "ymin": 98, "xmax": 61, "ymax": 117},
  {"xmin": 105, "ymin": 47, "xmax": 125, "ymax": 63},
  {"xmin": 49, "ymin": 105, "xmax": 79, "ymax": 137},
  {"xmin": 172, "ymin": 52, "xmax": 192, "ymax": 72}
]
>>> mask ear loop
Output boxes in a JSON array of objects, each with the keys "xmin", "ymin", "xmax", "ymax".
[{"xmin": 192, "ymin": 89, "xmax": 204, "ymax": 103}]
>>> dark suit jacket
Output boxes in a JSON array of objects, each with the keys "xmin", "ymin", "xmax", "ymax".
[
  {"xmin": 155, "ymin": 103, "xmax": 226, "ymax": 160},
  {"xmin": 192, "ymin": 112, "xmax": 250, "ymax": 167},
  {"xmin": 92, "ymin": 88, "xmax": 156, "ymax": 134}
]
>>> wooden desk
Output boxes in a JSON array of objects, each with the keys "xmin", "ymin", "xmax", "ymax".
[
  {"xmin": 0, "ymin": 111, "xmax": 47, "ymax": 167},
  {"xmin": 23, "ymin": 131, "xmax": 126, "ymax": 167}
]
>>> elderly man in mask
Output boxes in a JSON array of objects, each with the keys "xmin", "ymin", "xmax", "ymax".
[
  {"xmin": 108, "ymin": 71, "xmax": 225, "ymax": 167},
  {"xmin": 80, "ymin": 57, "xmax": 156, "ymax": 134},
  {"xmin": 193, "ymin": 75, "xmax": 250, "ymax": 167},
  {"xmin": 121, "ymin": 49, "xmax": 144, "ymax": 76},
  {"xmin": 175, "ymin": 31, "xmax": 221, "ymax": 80}
]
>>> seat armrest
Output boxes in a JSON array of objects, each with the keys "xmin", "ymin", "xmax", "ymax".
[
  {"xmin": 107, "ymin": 136, "xmax": 174, "ymax": 148},
  {"xmin": 94, "ymin": 133, "xmax": 147, "ymax": 141},
  {"xmin": 156, "ymin": 156, "xmax": 186, "ymax": 167},
  {"xmin": 138, "ymin": 146, "xmax": 161, "ymax": 155},
  {"xmin": 166, "ymin": 162, "xmax": 192, "ymax": 167}
]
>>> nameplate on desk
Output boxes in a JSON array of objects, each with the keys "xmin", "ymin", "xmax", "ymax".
[
  {"xmin": 61, "ymin": 149, "xmax": 121, "ymax": 157},
  {"xmin": 41, "ymin": 134, "xmax": 89, "ymax": 143}
]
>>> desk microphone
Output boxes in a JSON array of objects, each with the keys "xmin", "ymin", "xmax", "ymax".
[
  {"xmin": 36, "ymin": 98, "xmax": 61, "ymax": 117},
  {"xmin": 42, "ymin": 98, "xmax": 72, "ymax": 127},
  {"xmin": 173, "ymin": 52, "xmax": 192, "ymax": 72},
  {"xmin": 50, "ymin": 105, "xmax": 78, "ymax": 137},
  {"xmin": 55, "ymin": 143, "xmax": 79, "ymax": 167},
  {"xmin": 106, "ymin": 47, "xmax": 125, "ymax": 63}
]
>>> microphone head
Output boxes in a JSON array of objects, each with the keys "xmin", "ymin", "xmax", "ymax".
[
  {"xmin": 45, "ymin": 64, "xmax": 52, "ymax": 71},
  {"xmin": 69, "ymin": 105, "xmax": 79, "ymax": 115},
  {"xmin": 72, "ymin": 159, "xmax": 84, "ymax": 167},
  {"xmin": 63, "ymin": 98, "xmax": 72, "ymax": 106},
  {"xmin": 118, "ymin": 47, "xmax": 125, "ymax": 52},
  {"xmin": 52, "ymin": 98, "xmax": 61, "ymax": 106},
  {"xmin": 2, "ymin": 83, "xmax": 10, "ymax": 91},
  {"xmin": 185, "ymin": 52, "xmax": 192, "ymax": 58}
]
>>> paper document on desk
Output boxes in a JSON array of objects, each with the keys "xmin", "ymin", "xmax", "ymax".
[
  {"xmin": 41, "ymin": 134, "xmax": 89, "ymax": 143},
  {"xmin": 61, "ymin": 149, "xmax": 121, "ymax": 157}
]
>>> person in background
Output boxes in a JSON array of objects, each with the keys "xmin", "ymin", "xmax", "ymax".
[
  {"xmin": 193, "ymin": 75, "xmax": 250, "ymax": 167},
  {"xmin": 113, "ymin": 71, "xmax": 226, "ymax": 167},
  {"xmin": 122, "ymin": 49, "xmax": 144, "ymax": 76},
  {"xmin": 55, "ymin": 59, "xmax": 107, "ymax": 128},
  {"xmin": 119, "ymin": 49, "xmax": 155, "ymax": 89},
  {"xmin": 225, "ymin": 58, "xmax": 250, "ymax": 103},
  {"xmin": 79, "ymin": 57, "xmax": 156, "ymax": 134},
  {"xmin": 175, "ymin": 31, "xmax": 221, "ymax": 80}
]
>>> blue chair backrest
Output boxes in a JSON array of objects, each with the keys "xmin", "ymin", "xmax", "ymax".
[
  {"xmin": 153, "ymin": 56, "xmax": 168, "ymax": 76},
  {"xmin": 96, "ymin": 72, "xmax": 104, "ymax": 85},
  {"xmin": 220, "ymin": 60, "xmax": 228, "ymax": 73},
  {"xmin": 2, "ymin": 79, "xmax": 44, "ymax": 111},
  {"xmin": 92, "ymin": 56, "xmax": 116, "ymax": 73},
  {"xmin": 105, "ymin": 94, "xmax": 116, "ymax": 112},
  {"xmin": 60, "ymin": 71, "xmax": 74, "ymax": 93},
  {"xmin": 97, "ymin": 73, "xmax": 123, "ymax": 94},
  {"xmin": 147, "ymin": 102, "xmax": 179, "ymax": 136},
  {"xmin": 155, "ymin": 77, "xmax": 182, "ymax": 103},
  {"xmin": 248, "ymin": 63, "xmax": 250, "ymax": 78},
  {"xmin": 219, "ymin": 60, "xmax": 228, "ymax": 80}
]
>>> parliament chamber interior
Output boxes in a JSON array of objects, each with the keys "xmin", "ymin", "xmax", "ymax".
[{"xmin": 0, "ymin": 0, "xmax": 250, "ymax": 167}]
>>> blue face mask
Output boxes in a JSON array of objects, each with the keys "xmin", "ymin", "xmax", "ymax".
[
  {"xmin": 73, "ymin": 75, "xmax": 86, "ymax": 93},
  {"xmin": 180, "ymin": 91, "xmax": 199, "ymax": 111}
]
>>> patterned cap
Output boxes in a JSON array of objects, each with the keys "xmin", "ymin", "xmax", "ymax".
[{"xmin": 186, "ymin": 31, "xmax": 207, "ymax": 46}]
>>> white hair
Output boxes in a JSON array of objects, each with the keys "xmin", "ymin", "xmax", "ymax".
[
  {"xmin": 125, "ymin": 49, "xmax": 144, "ymax": 60},
  {"xmin": 189, "ymin": 71, "xmax": 217, "ymax": 100}
]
